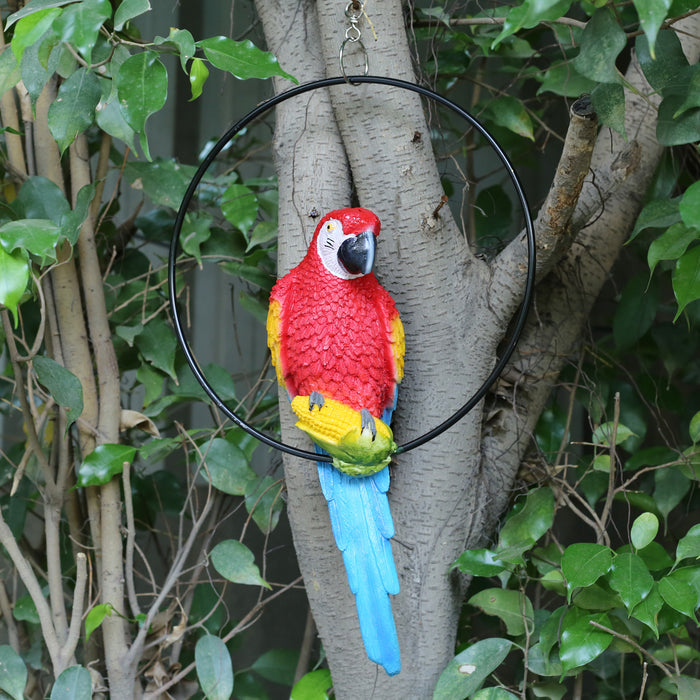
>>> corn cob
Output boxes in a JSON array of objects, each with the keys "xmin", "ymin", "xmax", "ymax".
[{"xmin": 290, "ymin": 395, "xmax": 396, "ymax": 476}]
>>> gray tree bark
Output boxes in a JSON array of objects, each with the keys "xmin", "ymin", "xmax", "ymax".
[{"xmin": 255, "ymin": 1, "xmax": 700, "ymax": 697}]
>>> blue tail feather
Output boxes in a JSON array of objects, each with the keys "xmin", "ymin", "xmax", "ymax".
[{"xmin": 316, "ymin": 458, "xmax": 401, "ymax": 676}]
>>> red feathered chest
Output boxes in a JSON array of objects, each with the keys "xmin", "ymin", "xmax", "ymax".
[{"xmin": 273, "ymin": 258, "xmax": 398, "ymax": 418}]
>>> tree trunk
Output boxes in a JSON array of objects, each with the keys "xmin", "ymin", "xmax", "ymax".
[{"xmin": 256, "ymin": 1, "xmax": 700, "ymax": 696}]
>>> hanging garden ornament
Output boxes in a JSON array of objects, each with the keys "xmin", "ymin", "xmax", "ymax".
[
  {"xmin": 268, "ymin": 207, "xmax": 404, "ymax": 674},
  {"xmin": 169, "ymin": 6, "xmax": 535, "ymax": 676}
]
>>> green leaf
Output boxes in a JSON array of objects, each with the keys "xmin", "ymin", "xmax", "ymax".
[
  {"xmin": 0, "ymin": 47, "xmax": 21, "ymax": 97},
  {"xmin": 433, "ymin": 637, "xmax": 512, "ymax": 700},
  {"xmin": 33, "ymin": 355, "xmax": 83, "ymax": 426},
  {"xmin": 680, "ymin": 181, "xmax": 700, "ymax": 229},
  {"xmin": 181, "ymin": 213, "xmax": 212, "ymax": 264},
  {"xmin": 486, "ymin": 96, "xmax": 534, "ymax": 140},
  {"xmin": 657, "ymin": 93, "xmax": 700, "ymax": 146},
  {"xmin": 454, "ymin": 548, "xmax": 508, "ymax": 577},
  {"xmin": 47, "ymin": 66, "xmax": 101, "ymax": 153},
  {"xmin": 537, "ymin": 61, "xmax": 596, "ymax": 98},
  {"xmin": 250, "ymin": 648, "xmax": 298, "ymax": 685},
  {"xmin": 5, "ymin": 0, "xmax": 75, "ymax": 28},
  {"xmin": 113, "ymin": 0, "xmax": 150, "ymax": 31},
  {"xmin": 11, "ymin": 8, "xmax": 61, "ymax": 63},
  {"xmin": 591, "ymin": 421, "xmax": 636, "ymax": 447},
  {"xmin": 673, "ymin": 67, "xmax": 700, "ymax": 119},
  {"xmin": 468, "ymin": 588, "xmax": 534, "ymax": 636},
  {"xmin": 95, "ymin": 88, "xmax": 137, "ymax": 152},
  {"xmin": 197, "ymin": 36, "xmax": 296, "ymax": 83},
  {"xmin": 637, "ymin": 541, "xmax": 674, "ymax": 571},
  {"xmin": 290, "ymin": 669, "xmax": 332, "ymax": 700},
  {"xmin": 221, "ymin": 183, "xmax": 259, "ymax": 238},
  {"xmin": 116, "ymin": 50, "xmax": 167, "ymax": 134},
  {"xmin": 195, "ymin": 635, "xmax": 234, "ymax": 700},
  {"xmin": 201, "ymin": 438, "xmax": 255, "ymax": 496},
  {"xmin": 572, "ymin": 583, "xmax": 621, "ymax": 611},
  {"xmin": 607, "ymin": 552, "xmax": 654, "ymax": 613},
  {"xmin": 674, "ymin": 675, "xmax": 700, "ymax": 700},
  {"xmin": 592, "ymin": 454, "xmax": 611, "ymax": 472},
  {"xmin": 245, "ymin": 476, "xmax": 284, "ymax": 535},
  {"xmin": 572, "ymin": 8, "xmax": 626, "ymax": 84},
  {"xmin": 77, "ymin": 443, "xmax": 136, "ymax": 487},
  {"xmin": 0, "ymin": 645, "xmax": 27, "ymax": 700},
  {"xmin": 0, "ymin": 218, "xmax": 61, "ymax": 264},
  {"xmin": 210, "ymin": 540, "xmax": 271, "ymax": 589},
  {"xmin": 84, "ymin": 603, "xmax": 112, "ymax": 643},
  {"xmin": 591, "ymin": 82, "xmax": 626, "ymax": 138},
  {"xmin": 561, "ymin": 543, "xmax": 613, "ymax": 598},
  {"xmin": 50, "ymin": 665, "xmax": 92, "ymax": 700},
  {"xmin": 491, "ymin": 0, "xmax": 572, "ymax": 49},
  {"xmin": 648, "ymin": 223, "xmax": 698, "ymax": 276},
  {"xmin": 497, "ymin": 487, "xmax": 554, "ymax": 560},
  {"xmin": 473, "ymin": 689, "xmax": 519, "ymax": 700},
  {"xmin": 631, "ymin": 583, "xmax": 663, "ymax": 637},
  {"xmin": 631, "ymin": 512, "xmax": 659, "ymax": 550},
  {"xmin": 20, "ymin": 37, "xmax": 52, "ymax": 107},
  {"xmin": 629, "ymin": 197, "xmax": 681, "ymax": 241},
  {"xmin": 16, "ymin": 175, "xmax": 69, "ymax": 223},
  {"xmin": 124, "ymin": 159, "xmax": 197, "ymax": 210},
  {"xmin": 658, "ymin": 569, "xmax": 698, "ymax": 619},
  {"xmin": 12, "ymin": 594, "xmax": 40, "ymax": 624},
  {"xmin": 558, "ymin": 612, "xmax": 612, "ymax": 673},
  {"xmin": 0, "ymin": 246, "xmax": 29, "ymax": 325},
  {"xmin": 672, "ymin": 245, "xmax": 700, "ymax": 320},
  {"xmin": 654, "ymin": 466, "xmax": 690, "ymax": 521},
  {"xmin": 134, "ymin": 317, "xmax": 178, "ymax": 381},
  {"xmin": 636, "ymin": 30, "xmax": 689, "ymax": 92},
  {"xmin": 60, "ymin": 182, "xmax": 96, "ymax": 245},
  {"xmin": 676, "ymin": 523, "xmax": 700, "ymax": 563},
  {"xmin": 52, "ymin": 0, "xmax": 111, "ymax": 65},
  {"xmin": 154, "ymin": 28, "xmax": 195, "ymax": 71},
  {"xmin": 136, "ymin": 367, "xmax": 164, "ymax": 408},
  {"xmin": 632, "ymin": 0, "xmax": 671, "ymax": 58},
  {"xmin": 246, "ymin": 220, "xmax": 277, "ymax": 251},
  {"xmin": 189, "ymin": 57, "xmax": 209, "ymax": 101},
  {"xmin": 613, "ymin": 273, "xmax": 658, "ymax": 349}
]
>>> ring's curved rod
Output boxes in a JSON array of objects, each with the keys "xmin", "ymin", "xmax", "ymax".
[{"xmin": 168, "ymin": 75, "xmax": 536, "ymax": 463}]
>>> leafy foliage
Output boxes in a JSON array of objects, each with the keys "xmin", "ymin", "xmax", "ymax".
[
  {"xmin": 0, "ymin": 1, "xmax": 295, "ymax": 698},
  {"xmin": 0, "ymin": 0, "xmax": 698, "ymax": 697}
]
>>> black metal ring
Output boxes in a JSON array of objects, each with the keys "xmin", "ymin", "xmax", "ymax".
[{"xmin": 169, "ymin": 75, "xmax": 536, "ymax": 463}]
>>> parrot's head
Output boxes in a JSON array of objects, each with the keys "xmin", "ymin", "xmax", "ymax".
[{"xmin": 311, "ymin": 207, "xmax": 380, "ymax": 280}]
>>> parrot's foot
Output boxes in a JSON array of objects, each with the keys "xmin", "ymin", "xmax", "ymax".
[
  {"xmin": 309, "ymin": 391, "xmax": 325, "ymax": 411},
  {"xmin": 360, "ymin": 408, "xmax": 377, "ymax": 441}
]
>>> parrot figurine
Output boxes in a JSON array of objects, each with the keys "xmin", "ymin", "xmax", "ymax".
[{"xmin": 266, "ymin": 207, "xmax": 404, "ymax": 676}]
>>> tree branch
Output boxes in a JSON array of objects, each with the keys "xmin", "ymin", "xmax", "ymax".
[
  {"xmin": 480, "ymin": 14, "xmax": 700, "ymax": 518},
  {"xmin": 59, "ymin": 552, "xmax": 87, "ymax": 670},
  {"xmin": 0, "ymin": 508, "xmax": 62, "ymax": 672},
  {"xmin": 488, "ymin": 96, "xmax": 599, "ymax": 326}
]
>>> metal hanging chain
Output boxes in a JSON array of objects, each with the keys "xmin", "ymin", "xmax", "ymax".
[{"xmin": 339, "ymin": 1, "xmax": 369, "ymax": 80}]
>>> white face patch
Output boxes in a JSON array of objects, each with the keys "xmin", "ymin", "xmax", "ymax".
[{"xmin": 316, "ymin": 218, "xmax": 366, "ymax": 279}]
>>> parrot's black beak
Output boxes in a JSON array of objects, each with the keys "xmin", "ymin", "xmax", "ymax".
[{"xmin": 337, "ymin": 230, "xmax": 376, "ymax": 276}]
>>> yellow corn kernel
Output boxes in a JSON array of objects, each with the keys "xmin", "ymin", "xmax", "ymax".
[{"xmin": 290, "ymin": 395, "xmax": 396, "ymax": 476}]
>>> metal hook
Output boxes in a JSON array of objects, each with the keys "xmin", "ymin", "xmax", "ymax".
[
  {"xmin": 339, "ymin": 37, "xmax": 369, "ymax": 82},
  {"xmin": 339, "ymin": 1, "xmax": 368, "ymax": 82}
]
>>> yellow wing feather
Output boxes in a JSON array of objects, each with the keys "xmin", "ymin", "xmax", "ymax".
[
  {"xmin": 266, "ymin": 299, "xmax": 285, "ymax": 387},
  {"xmin": 390, "ymin": 314, "xmax": 405, "ymax": 383}
]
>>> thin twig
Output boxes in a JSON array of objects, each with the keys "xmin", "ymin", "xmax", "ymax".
[
  {"xmin": 588, "ymin": 621, "xmax": 674, "ymax": 681},
  {"xmin": 123, "ymin": 461, "xmax": 141, "ymax": 617},
  {"xmin": 60, "ymin": 552, "xmax": 87, "ymax": 669},
  {"xmin": 598, "ymin": 392, "xmax": 620, "ymax": 542},
  {"xmin": 142, "ymin": 576, "xmax": 304, "ymax": 700}
]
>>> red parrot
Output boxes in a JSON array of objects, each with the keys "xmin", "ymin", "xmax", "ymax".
[{"xmin": 267, "ymin": 207, "xmax": 404, "ymax": 675}]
